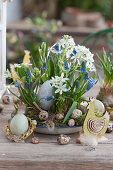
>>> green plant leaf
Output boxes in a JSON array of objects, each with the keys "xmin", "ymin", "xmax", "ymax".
[
  {"xmin": 31, "ymin": 55, "xmax": 36, "ymax": 68},
  {"xmin": 82, "ymin": 27, "xmax": 113, "ymax": 46},
  {"xmin": 50, "ymin": 57, "xmax": 55, "ymax": 78},
  {"xmin": 8, "ymin": 88, "xmax": 20, "ymax": 99},
  {"xmin": 96, "ymin": 53, "xmax": 110, "ymax": 78},
  {"xmin": 67, "ymin": 70, "xmax": 76, "ymax": 89},
  {"xmin": 63, "ymin": 101, "xmax": 77, "ymax": 123},
  {"xmin": 94, "ymin": 62, "xmax": 102, "ymax": 69}
]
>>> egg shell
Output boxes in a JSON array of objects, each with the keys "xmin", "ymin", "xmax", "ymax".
[
  {"xmin": 10, "ymin": 114, "xmax": 29, "ymax": 135},
  {"xmin": 93, "ymin": 99, "xmax": 105, "ymax": 114},
  {"xmin": 37, "ymin": 80, "xmax": 53, "ymax": 110}
]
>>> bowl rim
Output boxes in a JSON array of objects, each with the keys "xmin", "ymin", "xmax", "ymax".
[{"xmin": 36, "ymin": 125, "xmax": 82, "ymax": 128}]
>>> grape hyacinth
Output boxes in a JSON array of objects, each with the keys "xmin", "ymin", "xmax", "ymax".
[{"xmin": 86, "ymin": 79, "xmax": 96, "ymax": 92}]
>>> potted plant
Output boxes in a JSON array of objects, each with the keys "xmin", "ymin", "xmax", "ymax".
[
  {"xmin": 6, "ymin": 35, "xmax": 96, "ymax": 134},
  {"xmin": 96, "ymin": 49, "xmax": 113, "ymax": 108}
]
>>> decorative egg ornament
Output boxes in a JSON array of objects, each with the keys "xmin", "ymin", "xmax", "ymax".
[
  {"xmin": 10, "ymin": 114, "xmax": 29, "ymax": 135},
  {"xmin": 37, "ymin": 80, "xmax": 53, "ymax": 110}
]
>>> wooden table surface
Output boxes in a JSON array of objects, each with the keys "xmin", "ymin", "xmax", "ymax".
[{"xmin": 0, "ymin": 84, "xmax": 113, "ymax": 170}]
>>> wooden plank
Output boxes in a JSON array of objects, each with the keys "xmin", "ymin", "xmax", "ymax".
[
  {"xmin": 0, "ymin": 142, "xmax": 112, "ymax": 163},
  {"xmin": 7, "ymin": 20, "xmax": 104, "ymax": 34},
  {"xmin": 0, "ymin": 161, "xmax": 113, "ymax": 170}
]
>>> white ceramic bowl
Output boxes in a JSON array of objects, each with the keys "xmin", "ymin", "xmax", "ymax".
[{"xmin": 35, "ymin": 125, "xmax": 82, "ymax": 135}]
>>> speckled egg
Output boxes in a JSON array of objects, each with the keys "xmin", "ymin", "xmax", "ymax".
[
  {"xmin": 93, "ymin": 99, "xmax": 105, "ymax": 114},
  {"xmin": 2, "ymin": 95, "xmax": 10, "ymax": 104},
  {"xmin": 80, "ymin": 101, "xmax": 89, "ymax": 114},
  {"xmin": 31, "ymin": 137, "xmax": 40, "ymax": 144},
  {"xmin": 37, "ymin": 80, "xmax": 53, "ymax": 110},
  {"xmin": 57, "ymin": 134, "xmax": 70, "ymax": 145},
  {"xmin": 71, "ymin": 109, "xmax": 82, "ymax": 119},
  {"xmin": 106, "ymin": 123, "xmax": 112, "ymax": 133},
  {"xmin": 55, "ymin": 113, "xmax": 64, "ymax": 120},
  {"xmin": 0, "ymin": 104, "xmax": 4, "ymax": 112},
  {"xmin": 110, "ymin": 111, "xmax": 113, "ymax": 120},
  {"xmin": 10, "ymin": 113, "xmax": 29, "ymax": 135},
  {"xmin": 68, "ymin": 119, "xmax": 75, "ymax": 127},
  {"xmin": 39, "ymin": 110, "xmax": 48, "ymax": 120},
  {"xmin": 13, "ymin": 96, "xmax": 20, "ymax": 104},
  {"xmin": 80, "ymin": 101, "xmax": 89, "ymax": 108}
]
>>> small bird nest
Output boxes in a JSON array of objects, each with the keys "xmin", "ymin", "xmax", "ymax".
[{"xmin": 6, "ymin": 117, "xmax": 35, "ymax": 142}]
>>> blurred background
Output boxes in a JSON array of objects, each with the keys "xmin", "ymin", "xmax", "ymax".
[{"xmin": 6, "ymin": 0, "xmax": 113, "ymax": 68}]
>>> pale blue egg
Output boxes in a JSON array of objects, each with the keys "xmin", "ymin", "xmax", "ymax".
[
  {"xmin": 37, "ymin": 80, "xmax": 53, "ymax": 110},
  {"xmin": 10, "ymin": 114, "xmax": 29, "ymax": 135}
]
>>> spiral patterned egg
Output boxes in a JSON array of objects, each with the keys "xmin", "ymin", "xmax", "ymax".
[{"xmin": 87, "ymin": 118, "xmax": 106, "ymax": 135}]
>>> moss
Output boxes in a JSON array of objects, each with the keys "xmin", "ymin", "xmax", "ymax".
[{"xmin": 26, "ymin": 106, "xmax": 87, "ymax": 127}]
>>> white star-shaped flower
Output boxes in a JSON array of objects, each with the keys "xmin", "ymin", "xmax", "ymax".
[{"xmin": 55, "ymin": 83, "xmax": 69, "ymax": 95}]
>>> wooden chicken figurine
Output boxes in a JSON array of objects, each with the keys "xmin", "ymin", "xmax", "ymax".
[
  {"xmin": 23, "ymin": 50, "xmax": 31, "ymax": 65},
  {"xmin": 10, "ymin": 50, "xmax": 31, "ymax": 82},
  {"xmin": 77, "ymin": 100, "xmax": 109, "ymax": 146}
]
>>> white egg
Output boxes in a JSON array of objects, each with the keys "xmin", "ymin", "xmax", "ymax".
[
  {"xmin": 10, "ymin": 114, "xmax": 29, "ymax": 135},
  {"xmin": 93, "ymin": 99, "xmax": 105, "ymax": 114},
  {"xmin": 37, "ymin": 80, "xmax": 53, "ymax": 110}
]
